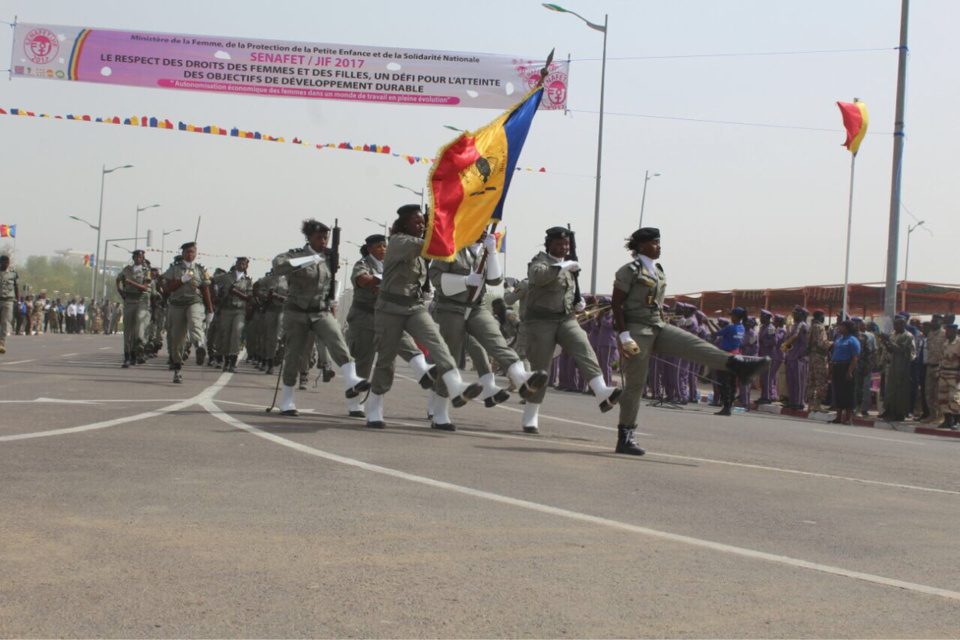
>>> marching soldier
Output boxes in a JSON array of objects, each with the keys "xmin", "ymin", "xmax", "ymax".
[
  {"xmin": 936, "ymin": 323, "xmax": 960, "ymax": 430},
  {"xmin": 0, "ymin": 254, "xmax": 19, "ymax": 356},
  {"xmin": 162, "ymin": 242, "xmax": 214, "ymax": 384},
  {"xmin": 213, "ymin": 257, "xmax": 253, "ymax": 373},
  {"xmin": 347, "ymin": 234, "xmax": 437, "ymax": 418},
  {"xmin": 205, "ymin": 267, "xmax": 227, "ymax": 368},
  {"xmin": 429, "ymin": 230, "xmax": 547, "ymax": 430},
  {"xmin": 366, "ymin": 204, "xmax": 483, "ymax": 429},
  {"xmin": 521, "ymin": 226, "xmax": 623, "ymax": 433},
  {"xmin": 272, "ymin": 219, "xmax": 370, "ymax": 416},
  {"xmin": 611, "ymin": 228, "xmax": 770, "ymax": 455},
  {"xmin": 116, "ymin": 249, "xmax": 152, "ymax": 368},
  {"xmin": 253, "ymin": 270, "xmax": 287, "ymax": 375}
]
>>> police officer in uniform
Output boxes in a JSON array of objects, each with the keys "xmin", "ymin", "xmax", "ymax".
[
  {"xmin": 162, "ymin": 242, "xmax": 213, "ymax": 383},
  {"xmin": 522, "ymin": 226, "xmax": 623, "ymax": 433},
  {"xmin": 611, "ymin": 228, "xmax": 769, "ymax": 454},
  {"xmin": 366, "ymin": 205, "xmax": 483, "ymax": 429},
  {"xmin": 213, "ymin": 257, "xmax": 253, "ymax": 373},
  {"xmin": 116, "ymin": 249, "xmax": 152, "ymax": 368},
  {"xmin": 253, "ymin": 270, "xmax": 286, "ymax": 375},
  {"xmin": 428, "ymin": 230, "xmax": 547, "ymax": 430},
  {"xmin": 347, "ymin": 234, "xmax": 437, "ymax": 418},
  {"xmin": 272, "ymin": 219, "xmax": 370, "ymax": 416},
  {"xmin": 0, "ymin": 255, "xmax": 19, "ymax": 356}
]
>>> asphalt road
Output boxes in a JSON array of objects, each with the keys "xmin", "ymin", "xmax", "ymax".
[{"xmin": 2, "ymin": 333, "xmax": 959, "ymax": 638}]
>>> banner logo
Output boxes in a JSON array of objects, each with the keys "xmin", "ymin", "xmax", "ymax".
[{"xmin": 24, "ymin": 28, "xmax": 59, "ymax": 65}]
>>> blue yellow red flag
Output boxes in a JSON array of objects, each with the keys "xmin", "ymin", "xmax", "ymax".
[
  {"xmin": 423, "ymin": 87, "xmax": 543, "ymax": 261},
  {"xmin": 0, "ymin": 224, "xmax": 16, "ymax": 238},
  {"xmin": 837, "ymin": 100, "xmax": 869, "ymax": 155}
]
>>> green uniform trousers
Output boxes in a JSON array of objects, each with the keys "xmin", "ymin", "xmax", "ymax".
[
  {"xmin": 525, "ymin": 316, "xmax": 602, "ymax": 404},
  {"xmin": 122, "ymin": 298, "xmax": 150, "ymax": 357},
  {"xmin": 281, "ymin": 309, "xmax": 350, "ymax": 387},
  {"xmin": 151, "ymin": 305, "xmax": 166, "ymax": 346},
  {"xmin": 434, "ymin": 306, "xmax": 518, "ymax": 396},
  {"xmin": 372, "ymin": 306, "xmax": 456, "ymax": 395},
  {"xmin": 620, "ymin": 322, "xmax": 731, "ymax": 426},
  {"xmin": 264, "ymin": 310, "xmax": 283, "ymax": 360},
  {"xmin": 349, "ymin": 319, "xmax": 422, "ymax": 379},
  {"xmin": 217, "ymin": 310, "xmax": 246, "ymax": 357},
  {"xmin": 0, "ymin": 300, "xmax": 13, "ymax": 347},
  {"xmin": 168, "ymin": 302, "xmax": 206, "ymax": 365}
]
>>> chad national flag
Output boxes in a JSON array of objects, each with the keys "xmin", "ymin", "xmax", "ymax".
[
  {"xmin": 837, "ymin": 100, "xmax": 869, "ymax": 155},
  {"xmin": 423, "ymin": 87, "xmax": 544, "ymax": 260},
  {"xmin": 0, "ymin": 224, "xmax": 16, "ymax": 238}
]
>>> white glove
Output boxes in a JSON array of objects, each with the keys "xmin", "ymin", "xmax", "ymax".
[
  {"xmin": 180, "ymin": 272, "xmax": 192, "ymax": 283},
  {"xmin": 574, "ymin": 300, "xmax": 586, "ymax": 313},
  {"xmin": 465, "ymin": 271, "xmax": 485, "ymax": 288},
  {"xmin": 483, "ymin": 233, "xmax": 498, "ymax": 254},
  {"xmin": 422, "ymin": 290, "xmax": 434, "ymax": 302},
  {"xmin": 619, "ymin": 331, "xmax": 641, "ymax": 356},
  {"xmin": 557, "ymin": 260, "xmax": 580, "ymax": 273},
  {"xmin": 206, "ymin": 312, "xmax": 215, "ymax": 324}
]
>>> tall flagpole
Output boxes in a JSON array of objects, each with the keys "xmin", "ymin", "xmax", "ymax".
[{"xmin": 841, "ymin": 153, "xmax": 856, "ymax": 318}]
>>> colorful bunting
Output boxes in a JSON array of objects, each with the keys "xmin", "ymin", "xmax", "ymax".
[{"xmin": 0, "ymin": 107, "xmax": 550, "ymax": 173}]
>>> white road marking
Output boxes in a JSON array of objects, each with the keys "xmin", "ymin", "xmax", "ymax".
[
  {"xmin": 0, "ymin": 373, "xmax": 233, "ymax": 442},
  {"xmin": 99, "ymin": 347, "xmax": 112, "ymax": 350},
  {"xmin": 203, "ymin": 400, "xmax": 960, "ymax": 603},
  {"xmin": 0, "ymin": 359, "xmax": 36, "ymax": 365},
  {"xmin": 0, "ymin": 398, "xmax": 189, "ymax": 404},
  {"xmin": 62, "ymin": 352, "xmax": 80, "ymax": 357},
  {"xmin": 811, "ymin": 428, "xmax": 926, "ymax": 445}
]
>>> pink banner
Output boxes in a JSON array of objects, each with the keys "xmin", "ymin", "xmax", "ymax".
[{"xmin": 12, "ymin": 23, "xmax": 569, "ymax": 110}]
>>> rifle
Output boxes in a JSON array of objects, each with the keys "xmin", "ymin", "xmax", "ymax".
[
  {"xmin": 566, "ymin": 223, "xmax": 583, "ymax": 306},
  {"xmin": 327, "ymin": 218, "xmax": 340, "ymax": 305}
]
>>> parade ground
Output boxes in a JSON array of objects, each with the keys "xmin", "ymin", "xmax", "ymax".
[{"xmin": 2, "ymin": 334, "xmax": 960, "ymax": 638}]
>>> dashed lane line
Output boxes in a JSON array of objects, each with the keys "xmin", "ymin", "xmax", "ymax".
[
  {"xmin": 811, "ymin": 428, "xmax": 926, "ymax": 445},
  {"xmin": 0, "ymin": 359, "xmax": 36, "ymax": 366},
  {"xmin": 203, "ymin": 399, "xmax": 960, "ymax": 603}
]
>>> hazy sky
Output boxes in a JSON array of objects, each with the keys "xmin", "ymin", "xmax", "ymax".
[{"xmin": 0, "ymin": 0, "xmax": 956, "ymax": 295}]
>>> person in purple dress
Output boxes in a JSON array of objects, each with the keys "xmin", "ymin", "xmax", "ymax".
[
  {"xmin": 739, "ymin": 316, "xmax": 760, "ymax": 408},
  {"xmin": 782, "ymin": 306, "xmax": 810, "ymax": 410},
  {"xmin": 592, "ymin": 297, "xmax": 618, "ymax": 386},
  {"xmin": 757, "ymin": 310, "xmax": 779, "ymax": 403}
]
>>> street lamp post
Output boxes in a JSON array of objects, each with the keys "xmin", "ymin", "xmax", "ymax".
[
  {"xmin": 160, "ymin": 228, "xmax": 182, "ymax": 269},
  {"xmin": 101, "ymin": 235, "xmax": 145, "ymax": 300},
  {"xmin": 902, "ymin": 220, "xmax": 925, "ymax": 311},
  {"xmin": 363, "ymin": 216, "xmax": 389, "ymax": 236},
  {"xmin": 543, "ymin": 3, "xmax": 608, "ymax": 295},
  {"xmin": 394, "ymin": 183, "xmax": 425, "ymax": 209},
  {"xmin": 134, "ymin": 203, "xmax": 161, "ymax": 248},
  {"xmin": 68, "ymin": 216, "xmax": 100, "ymax": 297},
  {"xmin": 93, "ymin": 164, "xmax": 134, "ymax": 301},
  {"xmin": 638, "ymin": 170, "xmax": 661, "ymax": 228}
]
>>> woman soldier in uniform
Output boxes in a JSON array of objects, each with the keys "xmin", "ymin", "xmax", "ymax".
[
  {"xmin": 611, "ymin": 227, "xmax": 770, "ymax": 455},
  {"xmin": 273, "ymin": 219, "xmax": 371, "ymax": 416},
  {"xmin": 366, "ymin": 204, "xmax": 483, "ymax": 429}
]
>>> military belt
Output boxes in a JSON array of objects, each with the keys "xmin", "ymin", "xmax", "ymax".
[
  {"xmin": 378, "ymin": 290, "xmax": 422, "ymax": 306},
  {"xmin": 437, "ymin": 297, "xmax": 482, "ymax": 311},
  {"xmin": 624, "ymin": 313, "xmax": 657, "ymax": 324},
  {"xmin": 524, "ymin": 308, "xmax": 570, "ymax": 322},
  {"xmin": 351, "ymin": 299, "xmax": 376, "ymax": 314}
]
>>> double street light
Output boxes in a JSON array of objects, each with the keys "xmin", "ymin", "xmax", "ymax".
[
  {"xmin": 363, "ymin": 216, "xmax": 389, "ymax": 236},
  {"xmin": 638, "ymin": 170, "xmax": 661, "ymax": 228},
  {"xmin": 394, "ymin": 183, "xmax": 425, "ymax": 209},
  {"xmin": 93, "ymin": 164, "xmax": 134, "ymax": 301},
  {"xmin": 543, "ymin": 3, "xmax": 608, "ymax": 295},
  {"xmin": 902, "ymin": 220, "xmax": 926, "ymax": 311},
  {"xmin": 160, "ymin": 228, "xmax": 182, "ymax": 269},
  {"xmin": 134, "ymin": 203, "xmax": 161, "ymax": 249}
]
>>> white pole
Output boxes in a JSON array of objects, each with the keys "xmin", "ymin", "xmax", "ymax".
[
  {"xmin": 588, "ymin": 14, "xmax": 608, "ymax": 296},
  {"xmin": 639, "ymin": 170, "xmax": 650, "ymax": 228},
  {"xmin": 841, "ymin": 154, "xmax": 856, "ymax": 319},
  {"xmin": 93, "ymin": 166, "xmax": 105, "ymax": 300}
]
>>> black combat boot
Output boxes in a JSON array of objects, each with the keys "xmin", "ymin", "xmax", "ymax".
[
  {"xmin": 172, "ymin": 363, "xmax": 183, "ymax": 384},
  {"xmin": 322, "ymin": 365, "xmax": 335, "ymax": 383},
  {"xmin": 938, "ymin": 414, "xmax": 955, "ymax": 430},
  {"xmin": 228, "ymin": 355, "xmax": 238, "ymax": 373},
  {"xmin": 615, "ymin": 424, "xmax": 645, "ymax": 456},
  {"xmin": 121, "ymin": 352, "xmax": 130, "ymax": 369},
  {"xmin": 265, "ymin": 358, "xmax": 274, "ymax": 375},
  {"xmin": 298, "ymin": 372, "xmax": 309, "ymax": 390},
  {"xmin": 726, "ymin": 355, "xmax": 771, "ymax": 386}
]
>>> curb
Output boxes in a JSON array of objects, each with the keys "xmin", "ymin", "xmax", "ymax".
[{"xmin": 750, "ymin": 402, "xmax": 960, "ymax": 439}]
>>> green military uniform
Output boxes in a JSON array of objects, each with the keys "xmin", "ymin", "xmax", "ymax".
[
  {"xmin": 503, "ymin": 278, "xmax": 529, "ymax": 359},
  {"xmin": 0, "ymin": 265, "xmax": 18, "ymax": 354},
  {"xmin": 212, "ymin": 269, "xmax": 253, "ymax": 361},
  {"xmin": 272, "ymin": 244, "xmax": 352, "ymax": 388},
  {"xmin": 163, "ymin": 261, "xmax": 211, "ymax": 366},
  {"xmin": 923, "ymin": 326, "xmax": 946, "ymax": 423},
  {"xmin": 117, "ymin": 263, "xmax": 151, "ymax": 363},
  {"xmin": 614, "ymin": 257, "xmax": 731, "ymax": 428},
  {"xmin": 348, "ymin": 253, "xmax": 424, "ymax": 378},
  {"xmin": 245, "ymin": 302, "xmax": 264, "ymax": 366},
  {"xmin": 805, "ymin": 320, "xmax": 830, "ymax": 410},
  {"xmin": 150, "ymin": 283, "xmax": 167, "ymax": 355},
  {"xmin": 371, "ymin": 234, "xmax": 459, "ymax": 395},
  {"xmin": 256, "ymin": 273, "xmax": 287, "ymax": 370},
  {"xmin": 430, "ymin": 242, "xmax": 520, "ymax": 399},
  {"xmin": 524, "ymin": 251, "xmax": 603, "ymax": 403},
  {"xmin": 937, "ymin": 335, "xmax": 960, "ymax": 426}
]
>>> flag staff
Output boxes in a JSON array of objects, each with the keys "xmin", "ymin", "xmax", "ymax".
[
  {"xmin": 841, "ymin": 151, "xmax": 856, "ymax": 319},
  {"xmin": 837, "ymin": 98, "xmax": 868, "ymax": 321}
]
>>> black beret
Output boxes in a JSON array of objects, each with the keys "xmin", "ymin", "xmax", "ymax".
[
  {"xmin": 631, "ymin": 227, "xmax": 660, "ymax": 243},
  {"xmin": 131, "ymin": 249, "xmax": 145, "ymax": 256},
  {"xmin": 545, "ymin": 226, "xmax": 571, "ymax": 239},
  {"xmin": 235, "ymin": 256, "xmax": 249, "ymax": 262},
  {"xmin": 180, "ymin": 241, "xmax": 197, "ymax": 250},
  {"xmin": 365, "ymin": 234, "xmax": 387, "ymax": 245},
  {"xmin": 946, "ymin": 324, "xmax": 958, "ymax": 330},
  {"xmin": 397, "ymin": 204, "xmax": 422, "ymax": 217}
]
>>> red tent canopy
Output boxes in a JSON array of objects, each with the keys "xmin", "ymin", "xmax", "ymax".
[{"xmin": 669, "ymin": 281, "xmax": 960, "ymax": 318}]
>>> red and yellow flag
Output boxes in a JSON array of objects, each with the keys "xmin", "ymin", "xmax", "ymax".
[
  {"xmin": 837, "ymin": 100, "xmax": 869, "ymax": 155},
  {"xmin": 423, "ymin": 87, "xmax": 543, "ymax": 261}
]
